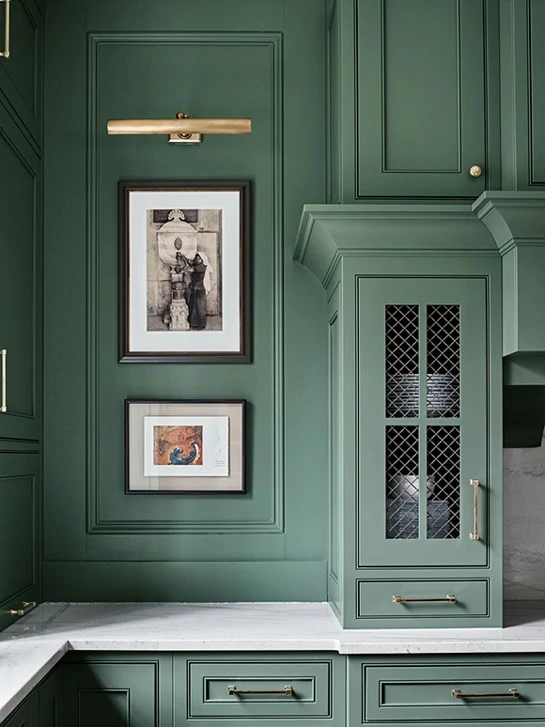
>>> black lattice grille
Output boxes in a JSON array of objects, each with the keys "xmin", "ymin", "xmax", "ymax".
[
  {"xmin": 426, "ymin": 426, "xmax": 460, "ymax": 539},
  {"xmin": 385, "ymin": 305, "xmax": 419, "ymax": 418},
  {"xmin": 386, "ymin": 426, "xmax": 419, "ymax": 539},
  {"xmin": 426, "ymin": 305, "xmax": 460, "ymax": 418}
]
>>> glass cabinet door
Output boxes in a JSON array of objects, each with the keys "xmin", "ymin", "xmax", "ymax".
[{"xmin": 357, "ymin": 277, "xmax": 488, "ymax": 568}]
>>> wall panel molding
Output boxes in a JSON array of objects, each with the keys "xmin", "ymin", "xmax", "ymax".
[{"xmin": 85, "ymin": 32, "xmax": 285, "ymax": 535}]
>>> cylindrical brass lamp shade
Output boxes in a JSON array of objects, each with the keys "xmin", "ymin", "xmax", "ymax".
[{"xmin": 107, "ymin": 117, "xmax": 251, "ymax": 135}]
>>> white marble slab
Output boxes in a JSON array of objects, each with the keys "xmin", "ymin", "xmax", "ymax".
[{"xmin": 2, "ymin": 601, "xmax": 545, "ymax": 722}]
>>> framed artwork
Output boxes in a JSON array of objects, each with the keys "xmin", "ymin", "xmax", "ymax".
[
  {"xmin": 125, "ymin": 399, "xmax": 246, "ymax": 494},
  {"xmin": 119, "ymin": 180, "xmax": 251, "ymax": 363}
]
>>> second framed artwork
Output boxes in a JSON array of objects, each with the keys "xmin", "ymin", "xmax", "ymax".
[
  {"xmin": 125, "ymin": 399, "xmax": 246, "ymax": 494},
  {"xmin": 119, "ymin": 180, "xmax": 251, "ymax": 363}
]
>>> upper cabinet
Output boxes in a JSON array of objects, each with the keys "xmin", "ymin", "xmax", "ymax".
[
  {"xmin": 0, "ymin": 0, "xmax": 43, "ymax": 148},
  {"xmin": 328, "ymin": 0, "xmax": 499, "ymax": 200},
  {"xmin": 500, "ymin": 0, "xmax": 545, "ymax": 191}
]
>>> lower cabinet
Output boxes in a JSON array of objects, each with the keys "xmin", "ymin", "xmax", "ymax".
[
  {"xmin": 349, "ymin": 653, "xmax": 545, "ymax": 726},
  {"xmin": 9, "ymin": 652, "xmax": 545, "ymax": 727},
  {"xmin": 61, "ymin": 657, "xmax": 168, "ymax": 727},
  {"xmin": 1, "ymin": 669, "xmax": 60, "ymax": 727},
  {"xmin": 0, "ymin": 453, "xmax": 41, "ymax": 631},
  {"xmin": 176, "ymin": 653, "xmax": 345, "ymax": 726}
]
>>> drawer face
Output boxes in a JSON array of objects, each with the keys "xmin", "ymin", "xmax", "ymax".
[
  {"xmin": 357, "ymin": 579, "xmax": 489, "ymax": 619},
  {"xmin": 364, "ymin": 664, "xmax": 545, "ymax": 722},
  {"xmin": 187, "ymin": 660, "xmax": 332, "ymax": 719}
]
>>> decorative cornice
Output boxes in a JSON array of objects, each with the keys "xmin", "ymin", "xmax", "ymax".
[
  {"xmin": 473, "ymin": 191, "xmax": 545, "ymax": 255},
  {"xmin": 294, "ymin": 203, "xmax": 498, "ymax": 286}
]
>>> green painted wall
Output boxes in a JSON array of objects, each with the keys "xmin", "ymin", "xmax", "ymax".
[{"xmin": 42, "ymin": 0, "xmax": 328, "ymax": 601}]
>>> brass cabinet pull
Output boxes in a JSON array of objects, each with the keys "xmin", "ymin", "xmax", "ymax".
[
  {"xmin": 470, "ymin": 478, "xmax": 480, "ymax": 541},
  {"xmin": 469, "ymin": 165, "xmax": 483, "ymax": 177},
  {"xmin": 452, "ymin": 688, "xmax": 520, "ymax": 700},
  {"xmin": 7, "ymin": 601, "xmax": 37, "ymax": 617},
  {"xmin": 1, "ymin": 349, "xmax": 6, "ymax": 412},
  {"xmin": 227, "ymin": 685, "xmax": 293, "ymax": 697},
  {"xmin": 0, "ymin": 0, "xmax": 10, "ymax": 59},
  {"xmin": 393, "ymin": 594, "xmax": 456, "ymax": 604}
]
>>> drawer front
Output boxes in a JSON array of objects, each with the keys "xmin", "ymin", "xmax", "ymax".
[
  {"xmin": 187, "ymin": 659, "xmax": 333, "ymax": 720},
  {"xmin": 357, "ymin": 579, "xmax": 489, "ymax": 620},
  {"xmin": 364, "ymin": 664, "xmax": 545, "ymax": 722}
]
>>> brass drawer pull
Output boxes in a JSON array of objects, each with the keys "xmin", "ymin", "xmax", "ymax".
[
  {"xmin": 393, "ymin": 594, "xmax": 456, "ymax": 604},
  {"xmin": 452, "ymin": 688, "xmax": 520, "ymax": 700},
  {"xmin": 470, "ymin": 478, "xmax": 480, "ymax": 541},
  {"xmin": 0, "ymin": 0, "xmax": 10, "ymax": 59},
  {"xmin": 227, "ymin": 685, "xmax": 293, "ymax": 697},
  {"xmin": 1, "ymin": 349, "xmax": 6, "ymax": 412},
  {"xmin": 7, "ymin": 601, "xmax": 37, "ymax": 617}
]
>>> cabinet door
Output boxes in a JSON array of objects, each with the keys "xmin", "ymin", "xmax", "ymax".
[
  {"xmin": 0, "ymin": 452, "xmax": 40, "ymax": 631},
  {"xmin": 0, "ymin": 99, "xmax": 42, "ymax": 441},
  {"xmin": 0, "ymin": 0, "xmax": 42, "ymax": 145},
  {"xmin": 38, "ymin": 669, "xmax": 61, "ymax": 727},
  {"xmin": 356, "ymin": 0, "xmax": 486, "ymax": 197},
  {"xmin": 62, "ymin": 662, "xmax": 157, "ymax": 727},
  {"xmin": 358, "ymin": 278, "xmax": 489, "ymax": 568},
  {"xmin": 1, "ymin": 698, "xmax": 36, "ymax": 727}
]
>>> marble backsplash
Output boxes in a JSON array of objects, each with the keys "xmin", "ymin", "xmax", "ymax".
[{"xmin": 504, "ymin": 431, "xmax": 545, "ymax": 599}]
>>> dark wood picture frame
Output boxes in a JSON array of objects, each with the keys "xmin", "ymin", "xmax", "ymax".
[
  {"xmin": 125, "ymin": 399, "xmax": 246, "ymax": 495},
  {"xmin": 119, "ymin": 180, "xmax": 251, "ymax": 363}
]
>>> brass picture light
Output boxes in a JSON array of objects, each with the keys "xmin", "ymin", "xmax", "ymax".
[{"xmin": 106, "ymin": 111, "xmax": 252, "ymax": 145}]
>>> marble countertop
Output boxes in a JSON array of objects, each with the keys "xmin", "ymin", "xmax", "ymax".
[{"xmin": 2, "ymin": 600, "xmax": 545, "ymax": 722}]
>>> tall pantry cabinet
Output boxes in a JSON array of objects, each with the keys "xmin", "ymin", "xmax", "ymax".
[{"xmin": 0, "ymin": 0, "xmax": 43, "ymax": 629}]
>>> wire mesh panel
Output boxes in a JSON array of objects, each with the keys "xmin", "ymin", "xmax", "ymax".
[
  {"xmin": 385, "ymin": 305, "xmax": 419, "ymax": 418},
  {"xmin": 386, "ymin": 426, "xmax": 419, "ymax": 539},
  {"xmin": 427, "ymin": 426, "xmax": 460, "ymax": 539},
  {"xmin": 426, "ymin": 305, "xmax": 460, "ymax": 418}
]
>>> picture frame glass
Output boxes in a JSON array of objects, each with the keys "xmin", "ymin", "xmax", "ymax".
[{"xmin": 120, "ymin": 181, "xmax": 249, "ymax": 362}]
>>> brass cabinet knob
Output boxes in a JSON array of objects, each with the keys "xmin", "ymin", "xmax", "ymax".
[{"xmin": 469, "ymin": 165, "xmax": 483, "ymax": 178}]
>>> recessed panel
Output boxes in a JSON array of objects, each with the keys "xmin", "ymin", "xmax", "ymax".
[{"xmin": 382, "ymin": 0, "xmax": 460, "ymax": 172}]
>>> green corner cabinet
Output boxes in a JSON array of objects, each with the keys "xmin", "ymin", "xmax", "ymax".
[
  {"xmin": 295, "ymin": 203, "xmax": 503, "ymax": 628},
  {"xmin": 327, "ymin": 0, "xmax": 545, "ymax": 201},
  {"xmin": 0, "ymin": 0, "xmax": 43, "ymax": 625}
]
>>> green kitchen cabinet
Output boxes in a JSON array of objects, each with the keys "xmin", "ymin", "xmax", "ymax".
[
  {"xmin": 1, "ymin": 698, "xmax": 37, "ymax": 727},
  {"xmin": 295, "ymin": 203, "xmax": 503, "ymax": 628},
  {"xmin": 0, "ymin": 0, "xmax": 43, "ymax": 148},
  {"xmin": 0, "ymin": 94, "xmax": 42, "ymax": 443},
  {"xmin": 61, "ymin": 655, "xmax": 171, "ymax": 727},
  {"xmin": 38, "ymin": 669, "xmax": 61, "ymax": 727},
  {"xmin": 500, "ymin": 0, "xmax": 545, "ymax": 190},
  {"xmin": 328, "ymin": 0, "xmax": 499, "ymax": 200},
  {"xmin": 0, "ymin": 452, "xmax": 40, "ymax": 631},
  {"xmin": 175, "ymin": 652, "xmax": 345, "ymax": 727},
  {"xmin": 348, "ymin": 653, "xmax": 545, "ymax": 726}
]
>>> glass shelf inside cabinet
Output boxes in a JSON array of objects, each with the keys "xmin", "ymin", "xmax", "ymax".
[{"xmin": 384, "ymin": 304, "xmax": 461, "ymax": 541}]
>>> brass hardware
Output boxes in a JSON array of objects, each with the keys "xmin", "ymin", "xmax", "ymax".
[
  {"xmin": 452, "ymin": 688, "xmax": 520, "ymax": 700},
  {"xmin": 469, "ymin": 165, "xmax": 483, "ymax": 177},
  {"xmin": 470, "ymin": 478, "xmax": 480, "ymax": 541},
  {"xmin": 8, "ymin": 601, "xmax": 37, "ymax": 617},
  {"xmin": 227, "ymin": 685, "xmax": 294, "ymax": 697},
  {"xmin": 107, "ymin": 111, "xmax": 251, "ymax": 146},
  {"xmin": 168, "ymin": 112, "xmax": 202, "ymax": 145},
  {"xmin": 1, "ymin": 349, "xmax": 6, "ymax": 412},
  {"xmin": 393, "ymin": 595, "xmax": 456, "ymax": 604},
  {"xmin": 0, "ymin": 0, "xmax": 10, "ymax": 59}
]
